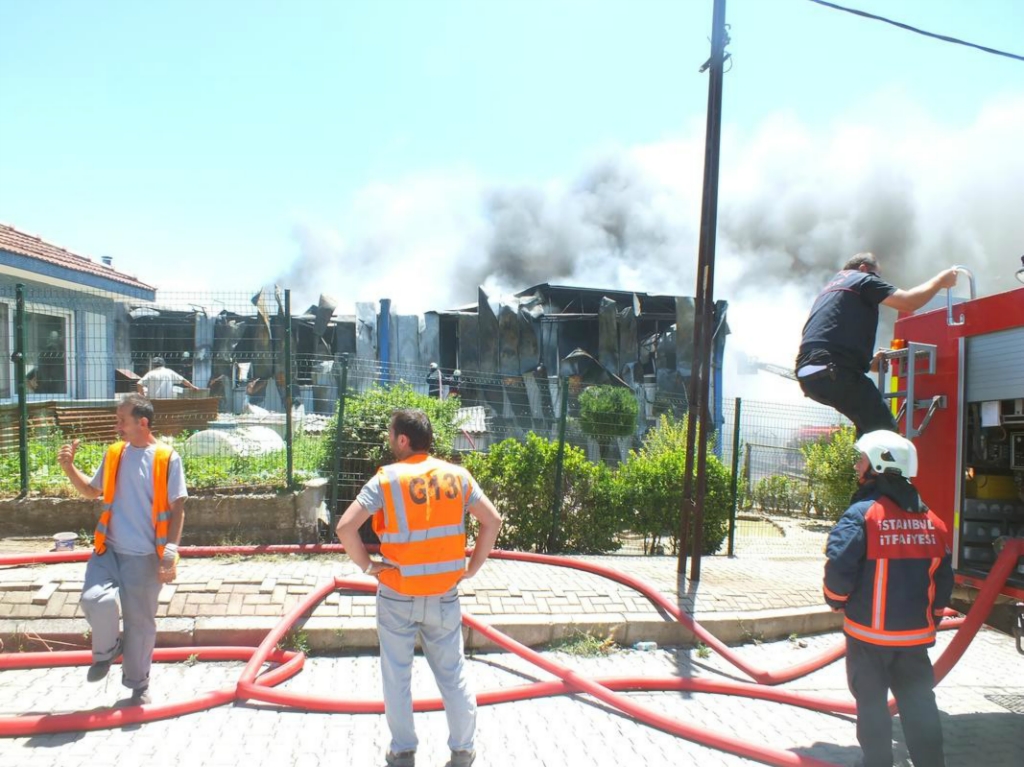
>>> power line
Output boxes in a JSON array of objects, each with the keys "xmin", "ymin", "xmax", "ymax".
[{"xmin": 806, "ymin": 0, "xmax": 1024, "ymax": 63}]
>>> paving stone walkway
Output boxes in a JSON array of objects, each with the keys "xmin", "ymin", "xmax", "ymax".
[
  {"xmin": 1, "ymin": 514, "xmax": 829, "ymax": 617},
  {"xmin": 0, "ymin": 628, "xmax": 1019, "ymax": 766}
]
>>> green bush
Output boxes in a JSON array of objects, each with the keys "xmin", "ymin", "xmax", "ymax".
[
  {"xmin": 322, "ymin": 382, "xmax": 463, "ymax": 485},
  {"xmin": 463, "ymin": 433, "xmax": 623, "ymax": 554},
  {"xmin": 614, "ymin": 415, "xmax": 731, "ymax": 555},
  {"xmin": 802, "ymin": 426, "xmax": 858, "ymax": 520},
  {"xmin": 752, "ymin": 474, "xmax": 809, "ymax": 514},
  {"xmin": 578, "ymin": 385, "xmax": 638, "ymax": 442}
]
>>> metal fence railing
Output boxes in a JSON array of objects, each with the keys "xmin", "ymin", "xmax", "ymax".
[
  {"xmin": 718, "ymin": 398, "xmax": 851, "ymax": 555},
  {"xmin": 2, "ymin": 282, "xmax": 849, "ymax": 558},
  {"xmin": 720, "ymin": 398, "xmax": 849, "ymax": 479},
  {"xmin": 0, "ymin": 285, "xmax": 307, "ymax": 498}
]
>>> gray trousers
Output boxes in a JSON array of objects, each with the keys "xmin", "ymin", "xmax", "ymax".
[
  {"xmin": 81, "ymin": 550, "xmax": 162, "ymax": 691},
  {"xmin": 846, "ymin": 637, "xmax": 946, "ymax": 767},
  {"xmin": 377, "ymin": 584, "xmax": 476, "ymax": 754}
]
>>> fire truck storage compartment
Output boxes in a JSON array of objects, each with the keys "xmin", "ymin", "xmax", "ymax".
[{"xmin": 961, "ymin": 326, "xmax": 1024, "ymax": 587}]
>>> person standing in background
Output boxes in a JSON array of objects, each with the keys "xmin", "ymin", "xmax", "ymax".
[{"xmin": 137, "ymin": 356, "xmax": 199, "ymax": 399}]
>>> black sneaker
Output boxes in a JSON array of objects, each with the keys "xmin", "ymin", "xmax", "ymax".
[
  {"xmin": 129, "ymin": 687, "xmax": 151, "ymax": 706},
  {"xmin": 86, "ymin": 639, "xmax": 121, "ymax": 683},
  {"xmin": 384, "ymin": 750, "xmax": 415, "ymax": 767}
]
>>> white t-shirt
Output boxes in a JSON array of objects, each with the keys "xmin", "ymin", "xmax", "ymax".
[
  {"xmin": 90, "ymin": 444, "xmax": 188, "ymax": 556},
  {"xmin": 139, "ymin": 367, "xmax": 185, "ymax": 399}
]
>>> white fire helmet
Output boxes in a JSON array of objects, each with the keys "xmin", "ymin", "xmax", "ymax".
[{"xmin": 855, "ymin": 430, "xmax": 918, "ymax": 478}]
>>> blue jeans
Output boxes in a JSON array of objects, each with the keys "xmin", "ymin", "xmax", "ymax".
[{"xmin": 376, "ymin": 584, "xmax": 476, "ymax": 754}]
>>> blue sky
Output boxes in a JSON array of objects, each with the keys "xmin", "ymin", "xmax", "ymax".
[{"xmin": 2, "ymin": 0, "xmax": 1022, "ymax": 397}]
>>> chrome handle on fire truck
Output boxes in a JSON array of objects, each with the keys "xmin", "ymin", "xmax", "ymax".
[{"xmin": 946, "ymin": 265, "xmax": 977, "ymax": 327}]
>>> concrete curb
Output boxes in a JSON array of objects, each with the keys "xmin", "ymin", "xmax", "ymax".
[{"xmin": 0, "ymin": 607, "xmax": 843, "ymax": 654}]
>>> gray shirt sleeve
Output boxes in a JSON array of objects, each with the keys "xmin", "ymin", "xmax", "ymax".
[
  {"xmin": 167, "ymin": 452, "xmax": 187, "ymax": 502},
  {"xmin": 89, "ymin": 455, "xmax": 105, "ymax": 492},
  {"xmin": 355, "ymin": 474, "xmax": 384, "ymax": 513},
  {"xmin": 462, "ymin": 470, "xmax": 485, "ymax": 505},
  {"xmin": 467, "ymin": 479, "xmax": 484, "ymax": 505}
]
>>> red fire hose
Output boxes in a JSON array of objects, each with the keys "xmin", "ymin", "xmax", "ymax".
[{"xmin": 1, "ymin": 540, "xmax": 1018, "ymax": 767}]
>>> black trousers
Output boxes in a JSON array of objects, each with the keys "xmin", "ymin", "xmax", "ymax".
[
  {"xmin": 846, "ymin": 637, "xmax": 945, "ymax": 767},
  {"xmin": 799, "ymin": 366, "xmax": 898, "ymax": 437}
]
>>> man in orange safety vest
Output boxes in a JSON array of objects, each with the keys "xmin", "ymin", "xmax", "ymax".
[
  {"xmin": 58, "ymin": 394, "xmax": 187, "ymax": 706},
  {"xmin": 337, "ymin": 408, "xmax": 502, "ymax": 767}
]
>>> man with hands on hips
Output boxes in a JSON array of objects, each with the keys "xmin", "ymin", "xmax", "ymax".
[
  {"xmin": 58, "ymin": 393, "xmax": 187, "ymax": 706},
  {"xmin": 336, "ymin": 408, "xmax": 502, "ymax": 767}
]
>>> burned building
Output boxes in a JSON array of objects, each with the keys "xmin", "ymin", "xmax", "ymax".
[
  {"xmin": 115, "ymin": 283, "xmax": 727, "ymax": 450},
  {"xmin": 340, "ymin": 284, "xmax": 729, "ymax": 446},
  {"xmin": 447, "ymin": 284, "xmax": 728, "ymax": 439}
]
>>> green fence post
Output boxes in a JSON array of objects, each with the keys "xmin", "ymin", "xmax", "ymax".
[
  {"xmin": 284, "ymin": 289, "xmax": 294, "ymax": 488},
  {"xmin": 743, "ymin": 442, "xmax": 752, "ymax": 502},
  {"xmin": 328, "ymin": 353, "xmax": 350, "ymax": 538},
  {"xmin": 727, "ymin": 397, "xmax": 741, "ymax": 557},
  {"xmin": 548, "ymin": 376, "xmax": 569, "ymax": 553},
  {"xmin": 14, "ymin": 284, "xmax": 30, "ymax": 497}
]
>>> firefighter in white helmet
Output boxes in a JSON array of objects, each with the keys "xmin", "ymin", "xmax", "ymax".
[{"xmin": 824, "ymin": 430, "xmax": 953, "ymax": 767}]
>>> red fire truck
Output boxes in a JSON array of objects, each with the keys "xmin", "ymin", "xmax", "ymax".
[{"xmin": 883, "ymin": 263, "xmax": 1024, "ymax": 628}]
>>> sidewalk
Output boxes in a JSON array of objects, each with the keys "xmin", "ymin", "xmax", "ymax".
[
  {"xmin": 0, "ymin": 517, "xmax": 839, "ymax": 653},
  {"xmin": 3, "ymin": 522, "xmax": 1021, "ymax": 767}
]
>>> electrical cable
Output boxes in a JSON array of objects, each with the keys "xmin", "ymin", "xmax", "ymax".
[{"xmin": 806, "ymin": 0, "xmax": 1024, "ymax": 63}]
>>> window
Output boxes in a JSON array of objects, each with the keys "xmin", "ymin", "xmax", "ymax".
[
  {"xmin": 1, "ymin": 300, "xmax": 76, "ymax": 400},
  {"xmin": 0, "ymin": 303, "xmax": 8, "ymax": 398},
  {"xmin": 26, "ymin": 311, "xmax": 68, "ymax": 395}
]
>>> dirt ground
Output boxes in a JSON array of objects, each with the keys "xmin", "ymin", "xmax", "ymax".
[{"xmin": 0, "ymin": 536, "xmax": 61, "ymax": 555}]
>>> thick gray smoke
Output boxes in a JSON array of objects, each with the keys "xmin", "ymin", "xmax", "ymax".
[
  {"xmin": 465, "ymin": 159, "xmax": 693, "ymax": 300},
  {"xmin": 278, "ymin": 96, "xmax": 1024, "ymax": 400}
]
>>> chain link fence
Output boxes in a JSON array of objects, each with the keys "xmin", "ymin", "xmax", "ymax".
[{"xmin": 2, "ymin": 283, "xmax": 850, "ymax": 559}]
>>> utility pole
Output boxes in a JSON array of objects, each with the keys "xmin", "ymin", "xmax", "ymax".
[{"xmin": 679, "ymin": 0, "xmax": 729, "ymax": 580}]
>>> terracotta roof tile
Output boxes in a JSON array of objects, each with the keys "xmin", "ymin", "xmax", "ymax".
[{"xmin": 0, "ymin": 223, "xmax": 155, "ymax": 292}]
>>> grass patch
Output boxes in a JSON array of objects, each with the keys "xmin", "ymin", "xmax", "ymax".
[
  {"xmin": 278, "ymin": 628, "xmax": 312, "ymax": 655},
  {"xmin": 549, "ymin": 630, "xmax": 617, "ymax": 657}
]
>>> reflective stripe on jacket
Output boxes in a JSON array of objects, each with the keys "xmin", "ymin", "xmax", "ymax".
[
  {"xmin": 824, "ymin": 487, "xmax": 953, "ymax": 648},
  {"xmin": 372, "ymin": 454, "xmax": 471, "ymax": 596},
  {"xmin": 93, "ymin": 441, "xmax": 174, "ymax": 558}
]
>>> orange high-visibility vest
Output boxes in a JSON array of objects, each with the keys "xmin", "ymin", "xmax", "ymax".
[
  {"xmin": 372, "ymin": 454, "xmax": 472, "ymax": 596},
  {"xmin": 93, "ymin": 441, "xmax": 174, "ymax": 558}
]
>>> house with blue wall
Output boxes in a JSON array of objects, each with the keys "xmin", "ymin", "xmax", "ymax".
[{"xmin": 0, "ymin": 223, "xmax": 155, "ymax": 403}]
